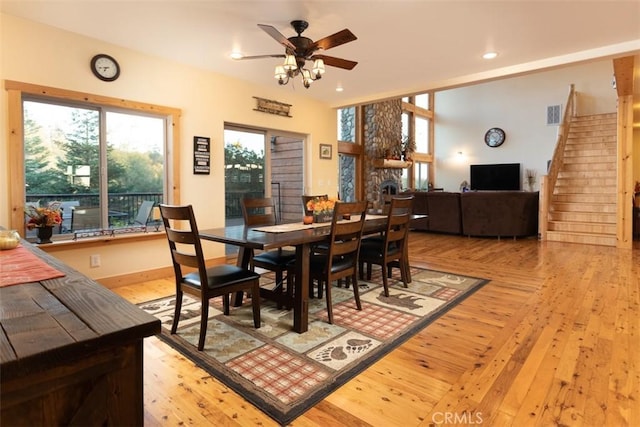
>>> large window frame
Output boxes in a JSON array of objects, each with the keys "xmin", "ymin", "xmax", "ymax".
[
  {"xmin": 402, "ymin": 93, "xmax": 434, "ymax": 189},
  {"xmin": 5, "ymin": 80, "xmax": 181, "ymax": 242}
]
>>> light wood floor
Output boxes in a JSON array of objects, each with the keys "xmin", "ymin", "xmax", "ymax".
[{"xmin": 113, "ymin": 233, "xmax": 640, "ymax": 426}]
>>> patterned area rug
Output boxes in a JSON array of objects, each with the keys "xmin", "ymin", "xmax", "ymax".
[{"xmin": 139, "ymin": 267, "xmax": 488, "ymax": 425}]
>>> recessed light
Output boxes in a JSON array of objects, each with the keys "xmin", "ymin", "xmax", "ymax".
[
  {"xmin": 336, "ymin": 86, "xmax": 344, "ymax": 92},
  {"xmin": 230, "ymin": 52, "xmax": 243, "ymax": 60},
  {"xmin": 483, "ymin": 52, "xmax": 498, "ymax": 60}
]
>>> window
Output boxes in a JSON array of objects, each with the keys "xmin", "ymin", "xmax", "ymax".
[
  {"xmin": 23, "ymin": 99, "xmax": 166, "ymax": 239},
  {"xmin": 402, "ymin": 93, "xmax": 434, "ymax": 190},
  {"xmin": 6, "ymin": 81, "xmax": 181, "ymax": 241},
  {"xmin": 337, "ymin": 106, "xmax": 362, "ymax": 201}
]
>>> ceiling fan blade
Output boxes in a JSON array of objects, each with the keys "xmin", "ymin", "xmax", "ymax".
[
  {"xmin": 236, "ymin": 54, "xmax": 286, "ymax": 60},
  {"xmin": 258, "ymin": 24, "xmax": 296, "ymax": 51},
  {"xmin": 311, "ymin": 29, "xmax": 357, "ymax": 51},
  {"xmin": 311, "ymin": 54, "xmax": 358, "ymax": 70}
]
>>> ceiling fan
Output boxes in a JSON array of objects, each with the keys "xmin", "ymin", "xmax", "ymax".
[{"xmin": 236, "ymin": 20, "xmax": 358, "ymax": 88}]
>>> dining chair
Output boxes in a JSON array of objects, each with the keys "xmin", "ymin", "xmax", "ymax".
[
  {"xmin": 309, "ymin": 200, "xmax": 368, "ymax": 324},
  {"xmin": 358, "ymin": 196, "xmax": 414, "ymax": 297},
  {"xmin": 159, "ymin": 204, "xmax": 261, "ymax": 351},
  {"xmin": 241, "ymin": 197, "xmax": 296, "ymax": 309}
]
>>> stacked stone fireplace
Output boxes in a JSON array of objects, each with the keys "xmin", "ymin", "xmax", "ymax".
[{"xmin": 363, "ymin": 98, "xmax": 403, "ymax": 207}]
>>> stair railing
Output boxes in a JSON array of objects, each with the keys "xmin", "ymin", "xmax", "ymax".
[{"xmin": 539, "ymin": 84, "xmax": 576, "ymax": 240}]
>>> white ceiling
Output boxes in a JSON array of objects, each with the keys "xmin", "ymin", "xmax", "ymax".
[{"xmin": 2, "ymin": 1, "xmax": 639, "ymax": 107}]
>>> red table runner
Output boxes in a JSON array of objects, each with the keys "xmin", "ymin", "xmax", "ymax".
[{"xmin": 0, "ymin": 245, "xmax": 65, "ymax": 287}]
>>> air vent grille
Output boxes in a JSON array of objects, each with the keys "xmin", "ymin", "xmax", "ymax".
[{"xmin": 547, "ymin": 104, "xmax": 561, "ymax": 125}]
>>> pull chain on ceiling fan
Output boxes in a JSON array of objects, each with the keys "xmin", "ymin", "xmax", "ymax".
[{"xmin": 236, "ymin": 20, "xmax": 358, "ymax": 89}]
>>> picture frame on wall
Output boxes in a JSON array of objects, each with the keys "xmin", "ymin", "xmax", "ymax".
[{"xmin": 319, "ymin": 144, "xmax": 332, "ymax": 160}]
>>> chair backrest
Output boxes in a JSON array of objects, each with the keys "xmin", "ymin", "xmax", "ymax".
[
  {"xmin": 324, "ymin": 201, "xmax": 368, "ymax": 272},
  {"xmin": 133, "ymin": 200, "xmax": 155, "ymax": 225},
  {"xmin": 159, "ymin": 204, "xmax": 208, "ymax": 285},
  {"xmin": 302, "ymin": 194, "xmax": 328, "ymax": 216},
  {"xmin": 383, "ymin": 196, "xmax": 414, "ymax": 251},
  {"xmin": 241, "ymin": 197, "xmax": 279, "ymax": 226},
  {"xmin": 71, "ymin": 206, "xmax": 101, "ymax": 231}
]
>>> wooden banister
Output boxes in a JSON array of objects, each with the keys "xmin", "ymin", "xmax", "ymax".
[{"xmin": 539, "ymin": 84, "xmax": 576, "ymax": 240}]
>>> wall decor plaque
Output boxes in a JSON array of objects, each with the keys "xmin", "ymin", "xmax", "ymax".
[
  {"xmin": 193, "ymin": 136, "xmax": 210, "ymax": 175},
  {"xmin": 253, "ymin": 96, "xmax": 292, "ymax": 117}
]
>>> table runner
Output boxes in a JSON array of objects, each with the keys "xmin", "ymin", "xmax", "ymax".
[
  {"xmin": 0, "ymin": 245, "xmax": 66, "ymax": 287},
  {"xmin": 253, "ymin": 214, "xmax": 387, "ymax": 233}
]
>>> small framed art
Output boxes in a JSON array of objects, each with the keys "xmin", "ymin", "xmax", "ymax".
[{"xmin": 319, "ymin": 144, "xmax": 332, "ymax": 160}]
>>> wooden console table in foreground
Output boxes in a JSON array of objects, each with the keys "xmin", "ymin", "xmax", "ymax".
[{"xmin": 0, "ymin": 242, "xmax": 161, "ymax": 426}]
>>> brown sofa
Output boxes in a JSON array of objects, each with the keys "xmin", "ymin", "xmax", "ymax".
[
  {"xmin": 460, "ymin": 191, "xmax": 539, "ymax": 237},
  {"xmin": 405, "ymin": 191, "xmax": 462, "ymax": 234},
  {"xmin": 406, "ymin": 190, "xmax": 539, "ymax": 238}
]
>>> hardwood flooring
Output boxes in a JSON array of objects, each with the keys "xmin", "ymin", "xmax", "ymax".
[{"xmin": 113, "ymin": 233, "xmax": 639, "ymax": 426}]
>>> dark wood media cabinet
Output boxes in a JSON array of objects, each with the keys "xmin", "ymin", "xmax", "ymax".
[{"xmin": 1, "ymin": 242, "xmax": 161, "ymax": 425}]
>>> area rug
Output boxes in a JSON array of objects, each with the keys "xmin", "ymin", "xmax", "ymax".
[{"xmin": 139, "ymin": 267, "xmax": 488, "ymax": 425}]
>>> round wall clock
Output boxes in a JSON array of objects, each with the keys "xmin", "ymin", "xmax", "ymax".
[
  {"xmin": 484, "ymin": 127, "xmax": 505, "ymax": 147},
  {"xmin": 90, "ymin": 54, "xmax": 120, "ymax": 82}
]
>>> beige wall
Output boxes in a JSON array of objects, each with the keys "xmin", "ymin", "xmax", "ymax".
[
  {"xmin": 434, "ymin": 60, "xmax": 621, "ymax": 192},
  {"xmin": 0, "ymin": 14, "xmax": 338, "ymax": 280}
]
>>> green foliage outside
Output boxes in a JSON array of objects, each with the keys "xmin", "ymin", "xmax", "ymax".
[{"xmin": 24, "ymin": 109, "xmax": 163, "ymax": 197}]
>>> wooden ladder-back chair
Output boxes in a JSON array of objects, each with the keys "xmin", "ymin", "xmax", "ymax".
[
  {"xmin": 359, "ymin": 196, "xmax": 414, "ymax": 296},
  {"xmin": 159, "ymin": 204, "xmax": 261, "ymax": 351},
  {"xmin": 309, "ymin": 200, "xmax": 368, "ymax": 324},
  {"xmin": 241, "ymin": 197, "xmax": 296, "ymax": 309}
]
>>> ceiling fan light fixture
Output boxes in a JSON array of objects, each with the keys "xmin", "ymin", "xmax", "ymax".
[
  {"xmin": 247, "ymin": 20, "xmax": 357, "ymax": 90},
  {"xmin": 312, "ymin": 59, "xmax": 325, "ymax": 79},
  {"xmin": 274, "ymin": 65, "xmax": 286, "ymax": 79},
  {"xmin": 283, "ymin": 54, "xmax": 297, "ymax": 71},
  {"xmin": 301, "ymin": 69, "xmax": 314, "ymax": 88}
]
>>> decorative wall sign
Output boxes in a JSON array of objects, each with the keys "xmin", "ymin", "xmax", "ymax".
[
  {"xmin": 320, "ymin": 144, "xmax": 332, "ymax": 160},
  {"xmin": 193, "ymin": 136, "xmax": 210, "ymax": 175},
  {"xmin": 253, "ymin": 96, "xmax": 292, "ymax": 117}
]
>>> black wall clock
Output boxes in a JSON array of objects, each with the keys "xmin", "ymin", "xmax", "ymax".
[
  {"xmin": 484, "ymin": 127, "xmax": 505, "ymax": 147},
  {"xmin": 90, "ymin": 54, "xmax": 120, "ymax": 82}
]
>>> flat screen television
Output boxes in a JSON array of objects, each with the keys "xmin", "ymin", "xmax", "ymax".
[{"xmin": 470, "ymin": 163, "xmax": 521, "ymax": 191}]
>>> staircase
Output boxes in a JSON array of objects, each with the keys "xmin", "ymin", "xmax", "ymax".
[{"xmin": 546, "ymin": 113, "xmax": 617, "ymax": 246}]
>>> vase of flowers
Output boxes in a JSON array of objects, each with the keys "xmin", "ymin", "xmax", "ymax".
[
  {"xmin": 25, "ymin": 201, "xmax": 62, "ymax": 244},
  {"xmin": 306, "ymin": 197, "xmax": 336, "ymax": 223}
]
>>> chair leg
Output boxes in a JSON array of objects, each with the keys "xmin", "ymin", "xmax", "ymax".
[
  {"xmin": 351, "ymin": 274, "xmax": 362, "ymax": 310},
  {"xmin": 404, "ymin": 257, "xmax": 412, "ymax": 284},
  {"xmin": 381, "ymin": 262, "xmax": 390, "ymax": 297},
  {"xmin": 171, "ymin": 289, "xmax": 183, "ymax": 334},
  {"xmin": 222, "ymin": 294, "xmax": 230, "ymax": 315},
  {"xmin": 366, "ymin": 262, "xmax": 372, "ymax": 280},
  {"xmin": 359, "ymin": 260, "xmax": 365, "ymax": 280},
  {"xmin": 399, "ymin": 258, "xmax": 409, "ymax": 288},
  {"xmin": 285, "ymin": 271, "xmax": 293, "ymax": 310},
  {"xmin": 275, "ymin": 270, "xmax": 284, "ymax": 309},
  {"xmin": 325, "ymin": 279, "xmax": 333, "ymax": 324},
  {"xmin": 197, "ymin": 301, "xmax": 209, "ymax": 351},
  {"xmin": 251, "ymin": 281, "xmax": 261, "ymax": 328}
]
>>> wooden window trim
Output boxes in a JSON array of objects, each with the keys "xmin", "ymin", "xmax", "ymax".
[{"xmin": 4, "ymin": 80, "xmax": 182, "ymax": 239}]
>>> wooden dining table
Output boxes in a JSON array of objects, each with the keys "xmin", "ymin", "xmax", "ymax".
[{"xmin": 199, "ymin": 213, "xmax": 397, "ymax": 333}]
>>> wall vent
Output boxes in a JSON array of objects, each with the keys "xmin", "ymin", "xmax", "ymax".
[{"xmin": 546, "ymin": 104, "xmax": 561, "ymax": 125}]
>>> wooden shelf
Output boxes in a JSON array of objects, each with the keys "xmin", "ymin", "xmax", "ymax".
[{"xmin": 372, "ymin": 159, "xmax": 413, "ymax": 169}]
